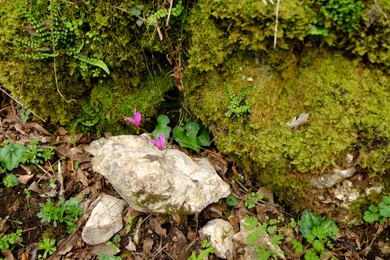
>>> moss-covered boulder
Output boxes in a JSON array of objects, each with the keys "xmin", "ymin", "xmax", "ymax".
[
  {"xmin": 185, "ymin": 48, "xmax": 390, "ymax": 224},
  {"xmin": 185, "ymin": 0, "xmax": 390, "ymax": 225},
  {"xmin": 0, "ymin": 0, "xmax": 183, "ymax": 130}
]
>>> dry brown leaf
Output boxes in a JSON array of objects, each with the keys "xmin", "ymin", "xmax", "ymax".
[
  {"xmin": 149, "ymin": 217, "xmax": 167, "ymax": 237},
  {"xmin": 0, "ymin": 249, "xmax": 15, "ymax": 260},
  {"xmin": 28, "ymin": 181, "xmax": 43, "ymax": 194},
  {"xmin": 76, "ymin": 168, "xmax": 89, "ymax": 186},
  {"xmin": 142, "ymin": 237, "xmax": 154, "ymax": 257},
  {"xmin": 228, "ymin": 215, "xmax": 240, "ymax": 233},
  {"xmin": 186, "ymin": 228, "xmax": 197, "ymax": 242},
  {"xmin": 171, "ymin": 214, "xmax": 185, "ymax": 225},
  {"xmin": 57, "ymin": 127, "xmax": 68, "ymax": 136},
  {"xmin": 24, "ymin": 122, "xmax": 51, "ymax": 135},
  {"xmin": 17, "ymin": 174, "xmax": 34, "ymax": 184}
]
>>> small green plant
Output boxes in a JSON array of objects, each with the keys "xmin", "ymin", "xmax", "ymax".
[
  {"xmin": 244, "ymin": 216, "xmax": 284, "ymax": 259},
  {"xmin": 173, "ymin": 120, "xmax": 211, "ymax": 153},
  {"xmin": 20, "ymin": 108, "xmax": 31, "ymax": 123},
  {"xmin": 22, "ymin": 140, "xmax": 54, "ymax": 164},
  {"xmin": 298, "ymin": 209, "xmax": 339, "ymax": 259},
  {"xmin": 0, "ymin": 141, "xmax": 26, "ymax": 171},
  {"xmin": 125, "ymin": 216, "xmax": 133, "ymax": 235},
  {"xmin": 188, "ymin": 247, "xmax": 214, "ymax": 260},
  {"xmin": 70, "ymin": 101, "xmax": 102, "ymax": 146},
  {"xmin": 106, "ymin": 234, "xmax": 121, "ymax": 255},
  {"xmin": 38, "ymin": 237, "xmax": 56, "ymax": 259},
  {"xmin": 98, "ymin": 254, "xmax": 121, "ymax": 260},
  {"xmin": 363, "ymin": 196, "xmax": 390, "ymax": 224},
  {"xmin": 151, "ymin": 115, "xmax": 211, "ymax": 153},
  {"xmin": 225, "ymin": 85, "xmax": 252, "ymax": 117},
  {"xmin": 37, "ymin": 197, "xmax": 83, "ymax": 234},
  {"xmin": 0, "ymin": 229, "xmax": 22, "ymax": 251},
  {"xmin": 3, "ymin": 174, "xmax": 18, "ymax": 188},
  {"xmin": 225, "ymin": 195, "xmax": 238, "ymax": 207},
  {"xmin": 245, "ymin": 191, "xmax": 263, "ymax": 209}
]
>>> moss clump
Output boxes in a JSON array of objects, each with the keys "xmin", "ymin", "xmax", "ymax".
[
  {"xmin": 0, "ymin": 0, "xmax": 183, "ymax": 129},
  {"xmin": 185, "ymin": 47, "xmax": 390, "ymax": 222},
  {"xmin": 187, "ymin": 0, "xmax": 390, "ymax": 71}
]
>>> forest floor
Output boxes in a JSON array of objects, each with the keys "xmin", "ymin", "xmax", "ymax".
[{"xmin": 0, "ymin": 92, "xmax": 389, "ymax": 260}]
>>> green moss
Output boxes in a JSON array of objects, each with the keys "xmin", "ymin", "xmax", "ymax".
[
  {"xmin": 0, "ymin": 0, "xmax": 180, "ymax": 128},
  {"xmin": 185, "ymin": 47, "xmax": 389, "ymax": 222}
]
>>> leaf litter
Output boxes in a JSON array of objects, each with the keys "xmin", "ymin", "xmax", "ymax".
[{"xmin": 0, "ymin": 92, "xmax": 389, "ymax": 259}]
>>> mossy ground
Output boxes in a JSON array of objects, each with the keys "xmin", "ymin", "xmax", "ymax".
[{"xmin": 185, "ymin": 47, "xmax": 390, "ymax": 224}]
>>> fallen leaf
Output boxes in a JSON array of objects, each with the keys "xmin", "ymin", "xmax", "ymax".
[
  {"xmin": 142, "ymin": 237, "xmax": 154, "ymax": 257},
  {"xmin": 149, "ymin": 217, "xmax": 167, "ymax": 237},
  {"xmin": 17, "ymin": 174, "xmax": 34, "ymax": 184}
]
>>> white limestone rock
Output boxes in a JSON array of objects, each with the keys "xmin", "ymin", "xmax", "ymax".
[
  {"xmin": 199, "ymin": 219, "xmax": 235, "ymax": 259},
  {"xmin": 86, "ymin": 134, "xmax": 231, "ymax": 214},
  {"xmin": 82, "ymin": 194, "xmax": 127, "ymax": 245}
]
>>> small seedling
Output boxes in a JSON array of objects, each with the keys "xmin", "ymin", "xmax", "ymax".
[
  {"xmin": 126, "ymin": 216, "xmax": 133, "ymax": 235},
  {"xmin": 38, "ymin": 237, "xmax": 56, "ymax": 258},
  {"xmin": 225, "ymin": 85, "xmax": 252, "ymax": 117},
  {"xmin": 22, "ymin": 140, "xmax": 54, "ymax": 164},
  {"xmin": 0, "ymin": 229, "xmax": 22, "ymax": 251},
  {"xmin": 98, "ymin": 254, "xmax": 121, "ymax": 260},
  {"xmin": 298, "ymin": 209, "xmax": 339, "ymax": 259},
  {"xmin": 245, "ymin": 191, "xmax": 263, "ymax": 209},
  {"xmin": 363, "ymin": 196, "xmax": 390, "ymax": 224},
  {"xmin": 226, "ymin": 195, "xmax": 238, "ymax": 207},
  {"xmin": 3, "ymin": 173, "xmax": 18, "ymax": 188},
  {"xmin": 37, "ymin": 197, "xmax": 83, "ymax": 234}
]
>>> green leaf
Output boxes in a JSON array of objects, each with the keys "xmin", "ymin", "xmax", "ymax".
[
  {"xmin": 291, "ymin": 239, "xmax": 303, "ymax": 254},
  {"xmin": 197, "ymin": 126, "xmax": 211, "ymax": 147},
  {"xmin": 379, "ymin": 203, "xmax": 390, "ymax": 218},
  {"xmin": 173, "ymin": 122, "xmax": 200, "ymax": 152},
  {"xmin": 312, "ymin": 239, "xmax": 325, "ymax": 252},
  {"xmin": 0, "ymin": 143, "xmax": 27, "ymax": 170},
  {"xmin": 320, "ymin": 219, "xmax": 339, "ymax": 239},
  {"xmin": 151, "ymin": 115, "xmax": 171, "ymax": 139},
  {"xmin": 298, "ymin": 209, "xmax": 324, "ymax": 238},
  {"xmin": 383, "ymin": 196, "xmax": 390, "ymax": 205},
  {"xmin": 225, "ymin": 195, "xmax": 238, "ymax": 207},
  {"xmin": 363, "ymin": 211, "xmax": 380, "ymax": 224},
  {"xmin": 3, "ymin": 174, "xmax": 18, "ymax": 188},
  {"xmin": 368, "ymin": 205, "xmax": 379, "ymax": 213},
  {"xmin": 130, "ymin": 7, "xmax": 141, "ymax": 16}
]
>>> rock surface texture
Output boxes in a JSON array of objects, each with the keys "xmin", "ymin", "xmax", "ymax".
[
  {"xmin": 86, "ymin": 134, "xmax": 231, "ymax": 214},
  {"xmin": 82, "ymin": 194, "xmax": 127, "ymax": 245}
]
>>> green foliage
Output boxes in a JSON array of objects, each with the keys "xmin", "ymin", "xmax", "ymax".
[
  {"xmin": 22, "ymin": 140, "xmax": 54, "ymax": 164},
  {"xmin": 225, "ymin": 195, "xmax": 238, "ymax": 207},
  {"xmin": 15, "ymin": 3, "xmax": 109, "ymax": 76},
  {"xmin": 0, "ymin": 142, "xmax": 26, "ymax": 171},
  {"xmin": 244, "ymin": 216, "xmax": 284, "ymax": 259},
  {"xmin": 20, "ymin": 108, "xmax": 31, "ymax": 122},
  {"xmin": 188, "ymin": 247, "xmax": 214, "ymax": 260},
  {"xmin": 151, "ymin": 115, "xmax": 172, "ymax": 140},
  {"xmin": 70, "ymin": 100, "xmax": 102, "ymax": 145},
  {"xmin": 125, "ymin": 216, "xmax": 133, "ymax": 235},
  {"xmin": 38, "ymin": 237, "xmax": 56, "ymax": 259},
  {"xmin": 310, "ymin": 0, "xmax": 364, "ymax": 35},
  {"xmin": 98, "ymin": 254, "xmax": 121, "ymax": 260},
  {"xmin": 225, "ymin": 85, "xmax": 252, "ymax": 117},
  {"xmin": 298, "ymin": 210, "xmax": 339, "ymax": 259},
  {"xmin": 3, "ymin": 174, "xmax": 19, "ymax": 188},
  {"xmin": 0, "ymin": 229, "xmax": 22, "ymax": 251},
  {"xmin": 37, "ymin": 197, "xmax": 83, "ymax": 234},
  {"xmin": 363, "ymin": 196, "xmax": 390, "ymax": 224},
  {"xmin": 173, "ymin": 121, "xmax": 211, "ymax": 153},
  {"xmin": 151, "ymin": 115, "xmax": 211, "ymax": 153},
  {"xmin": 146, "ymin": 0, "xmax": 184, "ymax": 26},
  {"xmin": 245, "ymin": 191, "xmax": 263, "ymax": 209}
]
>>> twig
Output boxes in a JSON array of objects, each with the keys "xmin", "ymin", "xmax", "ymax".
[
  {"xmin": 0, "ymin": 86, "xmax": 47, "ymax": 122},
  {"xmin": 166, "ymin": 0, "xmax": 174, "ymax": 27},
  {"xmin": 374, "ymin": 0, "xmax": 388, "ymax": 21},
  {"xmin": 49, "ymin": 0, "xmax": 76, "ymax": 103},
  {"xmin": 273, "ymin": 0, "xmax": 280, "ymax": 49}
]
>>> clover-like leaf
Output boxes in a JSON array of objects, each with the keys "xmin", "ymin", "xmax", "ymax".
[
  {"xmin": 151, "ymin": 115, "xmax": 171, "ymax": 140},
  {"xmin": 0, "ymin": 143, "xmax": 27, "ymax": 170},
  {"xmin": 173, "ymin": 122, "xmax": 200, "ymax": 152}
]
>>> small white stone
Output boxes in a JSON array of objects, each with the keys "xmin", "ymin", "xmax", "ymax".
[
  {"xmin": 199, "ymin": 219, "xmax": 234, "ymax": 259},
  {"xmin": 82, "ymin": 194, "xmax": 127, "ymax": 245}
]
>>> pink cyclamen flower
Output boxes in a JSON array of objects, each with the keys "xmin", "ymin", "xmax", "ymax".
[
  {"xmin": 124, "ymin": 108, "xmax": 141, "ymax": 127},
  {"xmin": 151, "ymin": 133, "xmax": 165, "ymax": 151}
]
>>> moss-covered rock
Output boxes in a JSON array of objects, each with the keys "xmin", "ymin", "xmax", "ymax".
[
  {"xmin": 0, "ymin": 0, "xmax": 182, "ymax": 130},
  {"xmin": 185, "ymin": 46, "xmax": 389, "ymax": 224}
]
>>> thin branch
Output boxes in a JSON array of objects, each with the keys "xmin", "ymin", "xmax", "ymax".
[
  {"xmin": 166, "ymin": 0, "xmax": 174, "ymax": 27},
  {"xmin": 273, "ymin": 0, "xmax": 280, "ymax": 49},
  {"xmin": 49, "ymin": 0, "xmax": 76, "ymax": 103},
  {"xmin": 0, "ymin": 86, "xmax": 47, "ymax": 122}
]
